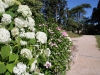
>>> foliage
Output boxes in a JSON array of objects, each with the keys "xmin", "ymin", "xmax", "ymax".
[
  {"xmin": 0, "ymin": 0, "xmax": 72, "ymax": 75},
  {"xmin": 95, "ymin": 35, "xmax": 100, "ymax": 49},
  {"xmin": 67, "ymin": 32, "xmax": 82, "ymax": 38},
  {"xmin": 67, "ymin": 3, "xmax": 91, "ymax": 32},
  {"xmin": 42, "ymin": 0, "xmax": 68, "ymax": 24},
  {"xmin": 91, "ymin": 0, "xmax": 100, "ymax": 23},
  {"xmin": 67, "ymin": 18, "xmax": 79, "ymax": 32}
]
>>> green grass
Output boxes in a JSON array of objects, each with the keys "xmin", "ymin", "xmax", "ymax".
[
  {"xmin": 67, "ymin": 31, "xmax": 82, "ymax": 38},
  {"xmin": 95, "ymin": 35, "xmax": 100, "ymax": 49}
]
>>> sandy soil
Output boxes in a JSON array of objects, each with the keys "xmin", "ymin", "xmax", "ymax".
[{"xmin": 66, "ymin": 35, "xmax": 100, "ymax": 75}]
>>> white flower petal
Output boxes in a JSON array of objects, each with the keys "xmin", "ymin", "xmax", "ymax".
[
  {"xmin": 0, "ymin": 28, "xmax": 11, "ymax": 43},
  {"xmin": 1, "ymin": 13, "xmax": 12, "ymax": 25},
  {"xmin": 36, "ymin": 32, "xmax": 47, "ymax": 44},
  {"xmin": 20, "ymin": 48, "xmax": 32, "ymax": 60}
]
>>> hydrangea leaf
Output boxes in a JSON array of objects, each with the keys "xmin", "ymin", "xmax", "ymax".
[
  {"xmin": 16, "ymin": 37, "xmax": 21, "ymax": 46},
  {"xmin": 9, "ymin": 54, "xmax": 18, "ymax": 62},
  {"xmin": 8, "ymin": 21, "xmax": 14, "ymax": 30},
  {"xmin": 5, "ymin": 71, "xmax": 11, "ymax": 75},
  {"xmin": 37, "ymin": 55, "xmax": 46, "ymax": 64},
  {"xmin": 0, "ymin": 63, "xmax": 6, "ymax": 74},
  {"xmin": 1, "ymin": 45, "xmax": 11, "ymax": 59},
  {"xmin": 6, "ymin": 64, "xmax": 14, "ymax": 73},
  {"xmin": 28, "ymin": 58, "xmax": 34, "ymax": 66},
  {"xmin": 28, "ymin": 39, "xmax": 36, "ymax": 45},
  {"xmin": 6, "ymin": 11, "xmax": 15, "ymax": 17}
]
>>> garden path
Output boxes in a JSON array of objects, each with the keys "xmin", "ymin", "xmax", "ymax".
[{"xmin": 66, "ymin": 35, "xmax": 100, "ymax": 75}]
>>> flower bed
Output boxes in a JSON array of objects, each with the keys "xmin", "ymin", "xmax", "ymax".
[{"xmin": 0, "ymin": 0, "xmax": 72, "ymax": 75}]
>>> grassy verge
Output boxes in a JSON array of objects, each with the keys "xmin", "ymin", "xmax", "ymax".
[
  {"xmin": 67, "ymin": 31, "xmax": 82, "ymax": 38},
  {"xmin": 95, "ymin": 35, "xmax": 100, "ymax": 49}
]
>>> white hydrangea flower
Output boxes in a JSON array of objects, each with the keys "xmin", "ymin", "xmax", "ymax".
[
  {"xmin": 20, "ymin": 48, "xmax": 32, "ymax": 60},
  {"xmin": 19, "ymin": 32, "xmax": 25, "ymax": 38},
  {"xmin": 0, "ymin": 5, "xmax": 5, "ymax": 13},
  {"xmin": 20, "ymin": 40, "xmax": 27, "ymax": 45},
  {"xmin": 17, "ymin": 5, "xmax": 32, "ymax": 17},
  {"xmin": 0, "ymin": 0, "xmax": 8, "ymax": 9},
  {"xmin": 0, "ymin": 28, "xmax": 11, "ymax": 43},
  {"xmin": 1, "ymin": 13, "xmax": 12, "ymax": 25},
  {"xmin": 4, "ymin": 0, "xmax": 15, "ymax": 7},
  {"xmin": 20, "ymin": 28, "xmax": 25, "ymax": 33},
  {"xmin": 25, "ymin": 32, "xmax": 35, "ymax": 39},
  {"xmin": 30, "ymin": 59, "xmax": 37, "ymax": 72},
  {"xmin": 11, "ymin": 27, "xmax": 19, "ymax": 37},
  {"xmin": 26, "ymin": 17, "xmax": 35, "ymax": 27},
  {"xmin": 36, "ymin": 32, "xmax": 47, "ymax": 44},
  {"xmin": 28, "ymin": 26, "xmax": 35, "ymax": 32},
  {"xmin": 14, "ymin": 17, "xmax": 27, "ymax": 28},
  {"xmin": 13, "ymin": 62, "xmax": 27, "ymax": 75},
  {"xmin": 44, "ymin": 48, "xmax": 51, "ymax": 57}
]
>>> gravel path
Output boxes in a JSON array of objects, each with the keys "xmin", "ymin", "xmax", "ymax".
[{"xmin": 66, "ymin": 35, "xmax": 100, "ymax": 75}]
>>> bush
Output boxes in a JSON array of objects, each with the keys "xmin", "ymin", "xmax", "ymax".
[{"xmin": 0, "ymin": 0, "xmax": 72, "ymax": 75}]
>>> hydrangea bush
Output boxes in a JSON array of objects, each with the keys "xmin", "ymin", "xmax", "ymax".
[
  {"xmin": 35, "ymin": 22, "xmax": 72, "ymax": 75},
  {"xmin": 0, "ymin": 0, "xmax": 72, "ymax": 75}
]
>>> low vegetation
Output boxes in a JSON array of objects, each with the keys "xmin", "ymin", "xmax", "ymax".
[
  {"xmin": 67, "ymin": 32, "xmax": 82, "ymax": 38},
  {"xmin": 95, "ymin": 35, "xmax": 100, "ymax": 49}
]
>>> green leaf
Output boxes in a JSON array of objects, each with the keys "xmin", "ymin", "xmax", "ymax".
[
  {"xmin": 1, "ymin": 45, "xmax": 11, "ymax": 59},
  {"xmin": 28, "ymin": 58, "xmax": 34, "ymax": 66},
  {"xmin": 8, "ymin": 21, "xmax": 14, "ymax": 30},
  {"xmin": 16, "ymin": 37, "xmax": 21, "ymax": 46},
  {"xmin": 6, "ymin": 11, "xmax": 15, "ymax": 17},
  {"xmin": 0, "ymin": 13, "xmax": 3, "ymax": 17},
  {"xmin": 5, "ymin": 71, "xmax": 11, "ymax": 75},
  {"xmin": 9, "ymin": 54, "xmax": 18, "ymax": 62},
  {"xmin": 32, "ymin": 73, "xmax": 38, "ymax": 75},
  {"xmin": 15, "ymin": 0, "xmax": 21, "ymax": 5},
  {"xmin": 0, "ymin": 63, "xmax": 6, "ymax": 74},
  {"xmin": 6, "ymin": 64, "xmax": 14, "ymax": 73},
  {"xmin": 28, "ymin": 39, "xmax": 36, "ymax": 45},
  {"xmin": 37, "ymin": 55, "xmax": 46, "ymax": 64}
]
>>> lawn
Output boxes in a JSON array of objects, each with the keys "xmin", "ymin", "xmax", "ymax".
[
  {"xmin": 67, "ymin": 31, "xmax": 82, "ymax": 38},
  {"xmin": 95, "ymin": 35, "xmax": 100, "ymax": 49}
]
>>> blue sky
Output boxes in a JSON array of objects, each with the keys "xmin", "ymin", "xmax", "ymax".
[{"xmin": 68, "ymin": 0, "xmax": 99, "ymax": 17}]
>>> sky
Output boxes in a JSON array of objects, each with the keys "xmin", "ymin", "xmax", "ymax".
[{"xmin": 67, "ymin": 0, "xmax": 99, "ymax": 17}]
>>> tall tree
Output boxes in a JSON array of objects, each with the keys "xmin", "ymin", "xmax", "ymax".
[
  {"xmin": 69, "ymin": 4, "xmax": 91, "ymax": 22},
  {"xmin": 97, "ymin": 0, "xmax": 100, "ymax": 23},
  {"xmin": 91, "ymin": 0, "xmax": 100, "ymax": 23},
  {"xmin": 67, "ymin": 3, "xmax": 91, "ymax": 33},
  {"xmin": 42, "ymin": 0, "xmax": 68, "ymax": 24}
]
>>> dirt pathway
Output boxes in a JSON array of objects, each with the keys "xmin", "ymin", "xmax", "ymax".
[{"xmin": 66, "ymin": 35, "xmax": 100, "ymax": 75}]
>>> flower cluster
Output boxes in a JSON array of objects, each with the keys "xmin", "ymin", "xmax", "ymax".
[
  {"xmin": 0, "ymin": 0, "xmax": 15, "ymax": 13},
  {"xmin": 0, "ymin": 28, "xmax": 11, "ymax": 43},
  {"xmin": 1, "ymin": 13, "xmax": 12, "ymax": 25},
  {"xmin": 17, "ymin": 5, "xmax": 32, "ymax": 17}
]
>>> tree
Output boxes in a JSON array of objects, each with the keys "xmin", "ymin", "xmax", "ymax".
[
  {"xmin": 67, "ymin": 3, "xmax": 91, "ymax": 33},
  {"xmin": 42, "ymin": 0, "xmax": 68, "ymax": 25},
  {"xmin": 91, "ymin": 0, "xmax": 100, "ymax": 23}
]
